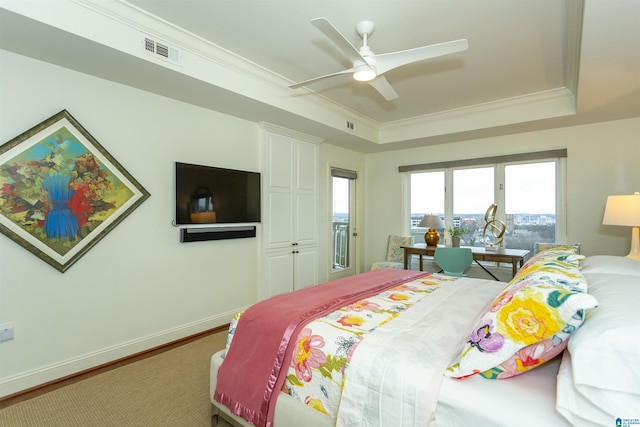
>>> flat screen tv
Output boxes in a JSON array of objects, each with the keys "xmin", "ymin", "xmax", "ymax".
[{"xmin": 175, "ymin": 162, "xmax": 261, "ymax": 225}]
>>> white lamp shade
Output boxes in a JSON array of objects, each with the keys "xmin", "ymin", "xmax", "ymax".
[
  {"xmin": 418, "ymin": 214, "xmax": 445, "ymax": 230},
  {"xmin": 603, "ymin": 193, "xmax": 640, "ymax": 227}
]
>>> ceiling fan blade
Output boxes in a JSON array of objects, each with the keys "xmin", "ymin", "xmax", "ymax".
[
  {"xmin": 311, "ymin": 17, "xmax": 368, "ymax": 66},
  {"xmin": 368, "ymin": 75, "xmax": 399, "ymax": 101},
  {"xmin": 373, "ymin": 39, "xmax": 469, "ymax": 75},
  {"xmin": 289, "ymin": 68, "xmax": 354, "ymax": 89}
]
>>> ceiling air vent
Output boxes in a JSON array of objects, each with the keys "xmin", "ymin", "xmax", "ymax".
[
  {"xmin": 142, "ymin": 35, "xmax": 180, "ymax": 64},
  {"xmin": 345, "ymin": 120, "xmax": 357, "ymax": 131}
]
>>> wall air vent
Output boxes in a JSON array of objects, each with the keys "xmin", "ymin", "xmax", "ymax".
[{"xmin": 142, "ymin": 35, "xmax": 180, "ymax": 64}]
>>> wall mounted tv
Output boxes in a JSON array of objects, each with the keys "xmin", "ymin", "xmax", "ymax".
[{"xmin": 175, "ymin": 162, "xmax": 261, "ymax": 225}]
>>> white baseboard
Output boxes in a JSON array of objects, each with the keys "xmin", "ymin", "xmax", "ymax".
[{"xmin": 0, "ymin": 310, "xmax": 242, "ymax": 398}]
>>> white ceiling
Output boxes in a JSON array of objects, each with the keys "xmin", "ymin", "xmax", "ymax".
[
  {"xmin": 128, "ymin": 0, "xmax": 572, "ymax": 123},
  {"xmin": 0, "ymin": 0, "xmax": 638, "ymax": 152}
]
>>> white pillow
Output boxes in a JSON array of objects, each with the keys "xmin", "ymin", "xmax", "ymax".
[
  {"xmin": 556, "ymin": 272, "xmax": 640, "ymax": 426},
  {"xmin": 556, "ymin": 351, "xmax": 637, "ymax": 426},
  {"xmin": 580, "ymin": 255, "xmax": 640, "ymax": 277}
]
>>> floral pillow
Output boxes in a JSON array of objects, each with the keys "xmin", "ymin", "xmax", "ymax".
[
  {"xmin": 512, "ymin": 261, "xmax": 587, "ymax": 291},
  {"xmin": 511, "ymin": 246, "xmax": 587, "ymax": 293},
  {"xmin": 520, "ymin": 246, "xmax": 584, "ymax": 272},
  {"xmin": 515, "ymin": 270, "xmax": 586, "ymax": 292},
  {"xmin": 445, "ymin": 277, "xmax": 598, "ymax": 379},
  {"xmin": 512, "ymin": 255, "xmax": 586, "ymax": 288}
]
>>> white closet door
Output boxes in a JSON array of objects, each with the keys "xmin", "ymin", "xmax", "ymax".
[
  {"xmin": 294, "ymin": 246, "xmax": 318, "ymax": 291},
  {"xmin": 264, "ymin": 250, "xmax": 294, "ymax": 297}
]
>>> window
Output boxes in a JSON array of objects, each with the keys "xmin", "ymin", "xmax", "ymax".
[
  {"xmin": 410, "ymin": 171, "xmax": 444, "ymax": 231},
  {"xmin": 453, "ymin": 167, "xmax": 494, "ymax": 246},
  {"xmin": 504, "ymin": 162, "xmax": 557, "ymax": 250},
  {"xmin": 404, "ymin": 151, "xmax": 565, "ymax": 253}
]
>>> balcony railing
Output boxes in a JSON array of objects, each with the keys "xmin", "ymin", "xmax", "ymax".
[{"xmin": 332, "ymin": 221, "xmax": 349, "ymax": 269}]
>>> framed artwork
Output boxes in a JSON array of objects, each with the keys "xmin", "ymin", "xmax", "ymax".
[{"xmin": 0, "ymin": 110, "xmax": 150, "ymax": 272}]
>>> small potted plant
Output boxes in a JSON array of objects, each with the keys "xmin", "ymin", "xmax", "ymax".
[{"xmin": 448, "ymin": 226, "xmax": 469, "ymax": 247}]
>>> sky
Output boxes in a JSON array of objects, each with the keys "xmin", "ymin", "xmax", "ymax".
[
  {"xmin": 411, "ymin": 162, "xmax": 556, "ymax": 215},
  {"xmin": 332, "ymin": 177, "xmax": 350, "ymax": 214}
]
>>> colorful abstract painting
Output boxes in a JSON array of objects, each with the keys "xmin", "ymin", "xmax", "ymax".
[{"xmin": 0, "ymin": 110, "xmax": 150, "ymax": 272}]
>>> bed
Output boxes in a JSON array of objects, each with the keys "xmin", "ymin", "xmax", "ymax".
[{"xmin": 210, "ymin": 249, "xmax": 640, "ymax": 427}]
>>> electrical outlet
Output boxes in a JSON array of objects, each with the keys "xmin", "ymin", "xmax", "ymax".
[{"xmin": 0, "ymin": 323, "xmax": 15, "ymax": 342}]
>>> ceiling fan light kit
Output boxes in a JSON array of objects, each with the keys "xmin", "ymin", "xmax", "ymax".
[
  {"xmin": 289, "ymin": 17, "xmax": 469, "ymax": 101},
  {"xmin": 353, "ymin": 64, "xmax": 376, "ymax": 81}
]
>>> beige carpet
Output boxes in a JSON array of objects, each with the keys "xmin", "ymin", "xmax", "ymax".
[{"xmin": 0, "ymin": 331, "xmax": 234, "ymax": 427}]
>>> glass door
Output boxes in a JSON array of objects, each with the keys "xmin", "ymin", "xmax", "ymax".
[{"xmin": 331, "ymin": 168, "xmax": 357, "ymax": 279}]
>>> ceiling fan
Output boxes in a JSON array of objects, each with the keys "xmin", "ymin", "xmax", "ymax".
[{"xmin": 289, "ymin": 17, "xmax": 468, "ymax": 101}]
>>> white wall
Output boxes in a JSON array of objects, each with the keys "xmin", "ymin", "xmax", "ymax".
[
  {"xmin": 0, "ymin": 50, "xmax": 266, "ymax": 395},
  {"xmin": 363, "ymin": 118, "xmax": 640, "ymax": 270},
  {"xmin": 0, "ymin": 49, "xmax": 369, "ymax": 396}
]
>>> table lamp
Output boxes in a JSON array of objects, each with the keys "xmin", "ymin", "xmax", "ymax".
[
  {"xmin": 602, "ymin": 192, "xmax": 640, "ymax": 261},
  {"xmin": 419, "ymin": 214, "xmax": 445, "ymax": 246}
]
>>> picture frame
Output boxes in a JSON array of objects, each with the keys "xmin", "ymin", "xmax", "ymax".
[{"xmin": 0, "ymin": 110, "xmax": 150, "ymax": 272}]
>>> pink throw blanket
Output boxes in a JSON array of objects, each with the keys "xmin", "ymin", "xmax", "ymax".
[{"xmin": 214, "ymin": 268, "xmax": 427, "ymax": 427}]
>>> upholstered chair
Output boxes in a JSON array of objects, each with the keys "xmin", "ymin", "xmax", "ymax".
[{"xmin": 370, "ymin": 235, "xmax": 414, "ymax": 270}]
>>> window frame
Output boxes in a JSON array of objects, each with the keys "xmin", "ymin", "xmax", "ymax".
[{"xmin": 404, "ymin": 152, "xmax": 567, "ymax": 251}]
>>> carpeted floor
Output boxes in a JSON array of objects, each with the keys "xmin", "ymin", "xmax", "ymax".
[{"xmin": 0, "ymin": 331, "xmax": 234, "ymax": 427}]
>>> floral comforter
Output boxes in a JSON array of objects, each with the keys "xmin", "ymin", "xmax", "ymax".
[{"xmin": 225, "ymin": 273, "xmax": 471, "ymax": 419}]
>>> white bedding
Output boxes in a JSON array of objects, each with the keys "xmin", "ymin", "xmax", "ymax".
[
  {"xmin": 555, "ymin": 257, "xmax": 640, "ymax": 426},
  {"xmin": 337, "ymin": 276, "xmax": 503, "ymax": 426},
  {"xmin": 210, "ymin": 274, "xmax": 566, "ymax": 427},
  {"xmin": 211, "ymin": 254, "xmax": 632, "ymax": 427},
  {"xmin": 211, "ymin": 349, "xmax": 568, "ymax": 427},
  {"xmin": 436, "ymin": 357, "xmax": 570, "ymax": 426}
]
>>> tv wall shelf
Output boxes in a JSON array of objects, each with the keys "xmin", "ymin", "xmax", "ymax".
[{"xmin": 180, "ymin": 225, "xmax": 256, "ymax": 242}]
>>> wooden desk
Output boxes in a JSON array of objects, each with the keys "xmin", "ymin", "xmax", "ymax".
[{"xmin": 401, "ymin": 244, "xmax": 529, "ymax": 280}]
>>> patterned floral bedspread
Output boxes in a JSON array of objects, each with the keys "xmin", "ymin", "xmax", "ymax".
[{"xmin": 225, "ymin": 273, "xmax": 461, "ymax": 419}]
